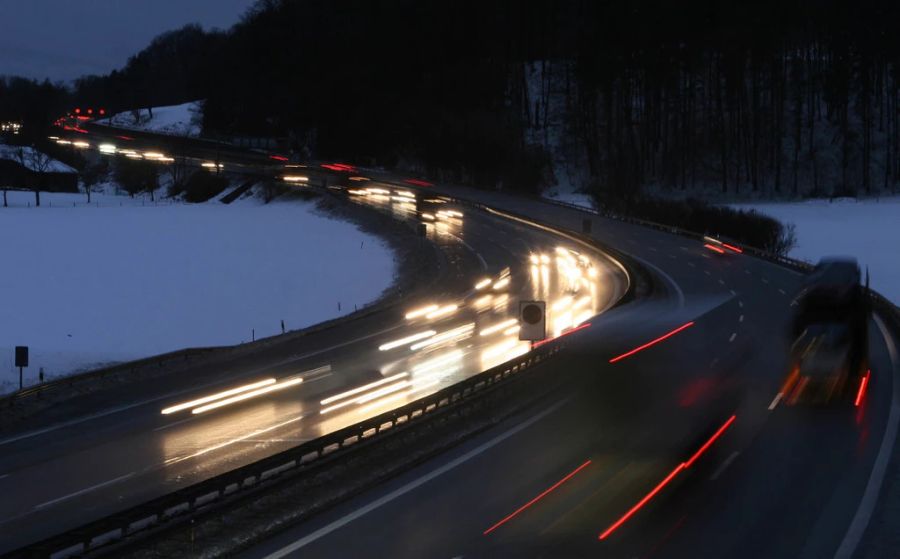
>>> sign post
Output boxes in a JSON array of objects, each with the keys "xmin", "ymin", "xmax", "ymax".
[
  {"xmin": 518, "ymin": 301, "xmax": 547, "ymax": 349},
  {"xmin": 14, "ymin": 346, "xmax": 28, "ymax": 390}
]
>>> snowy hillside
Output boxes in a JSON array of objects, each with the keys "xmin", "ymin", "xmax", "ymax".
[
  {"xmin": 0, "ymin": 144, "xmax": 77, "ymax": 173},
  {"xmin": 733, "ymin": 197, "xmax": 900, "ymax": 304},
  {"xmin": 0, "ymin": 190, "xmax": 396, "ymax": 394},
  {"xmin": 96, "ymin": 100, "xmax": 203, "ymax": 137},
  {"xmin": 522, "ymin": 61, "xmax": 595, "ymax": 211}
]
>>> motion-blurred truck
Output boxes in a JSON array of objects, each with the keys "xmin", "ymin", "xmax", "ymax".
[{"xmin": 783, "ymin": 257, "xmax": 869, "ymax": 405}]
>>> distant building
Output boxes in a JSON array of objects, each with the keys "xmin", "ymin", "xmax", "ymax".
[
  {"xmin": 0, "ymin": 144, "xmax": 78, "ymax": 193},
  {"xmin": 0, "ymin": 121, "xmax": 22, "ymax": 135}
]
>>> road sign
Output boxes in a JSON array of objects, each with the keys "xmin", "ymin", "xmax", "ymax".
[
  {"xmin": 15, "ymin": 346, "xmax": 27, "ymax": 390},
  {"xmin": 519, "ymin": 301, "xmax": 546, "ymax": 341},
  {"xmin": 15, "ymin": 346, "xmax": 27, "ymax": 368}
]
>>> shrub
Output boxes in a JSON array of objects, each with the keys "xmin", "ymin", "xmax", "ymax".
[
  {"xmin": 115, "ymin": 157, "xmax": 158, "ymax": 198},
  {"xmin": 604, "ymin": 196, "xmax": 796, "ymax": 255}
]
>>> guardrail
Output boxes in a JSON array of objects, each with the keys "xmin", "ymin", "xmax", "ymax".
[
  {"xmin": 1, "ymin": 346, "xmax": 222, "ymax": 410},
  {"xmin": 14, "ymin": 341, "xmax": 563, "ymax": 558}
]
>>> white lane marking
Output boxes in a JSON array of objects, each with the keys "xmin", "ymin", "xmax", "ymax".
[
  {"xmin": 729, "ymin": 333, "xmax": 737, "ymax": 343},
  {"xmin": 718, "ymin": 279, "xmax": 726, "ymax": 286},
  {"xmin": 623, "ymin": 253, "xmax": 685, "ymax": 309},
  {"xmin": 153, "ymin": 417, "xmax": 194, "ymax": 432},
  {"xmin": 34, "ymin": 472, "xmax": 135, "ymax": 510},
  {"xmin": 730, "ymin": 289, "xmax": 737, "ymax": 296},
  {"xmin": 0, "ymin": 474, "xmax": 8, "ymax": 480},
  {"xmin": 445, "ymin": 232, "xmax": 487, "ymax": 271},
  {"xmin": 768, "ymin": 393, "xmax": 783, "ymax": 411},
  {"xmin": 688, "ymin": 262, "xmax": 697, "ymax": 268},
  {"xmin": 710, "ymin": 451, "xmax": 741, "ymax": 481},
  {"xmin": 164, "ymin": 414, "xmax": 308, "ymax": 467},
  {"xmin": 739, "ymin": 315, "xmax": 744, "ymax": 323},
  {"xmin": 835, "ymin": 314, "xmax": 900, "ymax": 559},
  {"xmin": 649, "ymin": 247, "xmax": 659, "ymax": 252},
  {"xmin": 762, "ymin": 277, "xmax": 770, "ymax": 284},
  {"xmin": 738, "ymin": 301, "xmax": 744, "ymax": 308},
  {"xmin": 704, "ymin": 270, "xmax": 711, "ymax": 276},
  {"xmin": 778, "ymin": 288, "xmax": 787, "ymax": 295},
  {"xmin": 668, "ymin": 254, "xmax": 677, "ymax": 259},
  {"xmin": 0, "ymin": 324, "xmax": 395, "ymax": 447},
  {"xmin": 262, "ymin": 400, "xmax": 568, "ymax": 559}
]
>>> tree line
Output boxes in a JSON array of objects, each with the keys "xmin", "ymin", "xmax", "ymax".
[{"xmin": 4, "ymin": 0, "xmax": 900, "ymax": 201}]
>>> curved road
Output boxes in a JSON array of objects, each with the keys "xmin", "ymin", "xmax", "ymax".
[
  {"xmin": 5, "ymin": 125, "xmax": 897, "ymax": 559},
  {"xmin": 244, "ymin": 185, "xmax": 899, "ymax": 559},
  {"xmin": 0, "ymin": 157, "xmax": 628, "ymax": 553}
]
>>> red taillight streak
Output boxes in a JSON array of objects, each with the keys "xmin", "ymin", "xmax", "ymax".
[
  {"xmin": 608, "ymin": 322, "xmax": 695, "ymax": 363},
  {"xmin": 269, "ymin": 155, "xmax": 289, "ymax": 161},
  {"xmin": 704, "ymin": 243, "xmax": 726, "ymax": 254},
  {"xmin": 405, "ymin": 178, "xmax": 434, "ymax": 187},
  {"xmin": 532, "ymin": 323, "xmax": 592, "ymax": 349},
  {"xmin": 684, "ymin": 415, "xmax": 736, "ymax": 468},
  {"xmin": 855, "ymin": 370, "xmax": 871, "ymax": 407},
  {"xmin": 598, "ymin": 414, "xmax": 736, "ymax": 541},
  {"xmin": 721, "ymin": 243, "xmax": 743, "ymax": 254},
  {"xmin": 116, "ymin": 135, "xmax": 134, "ymax": 141},
  {"xmin": 598, "ymin": 464, "xmax": 685, "ymax": 540},
  {"xmin": 483, "ymin": 460, "xmax": 592, "ymax": 536},
  {"xmin": 321, "ymin": 163, "xmax": 356, "ymax": 172}
]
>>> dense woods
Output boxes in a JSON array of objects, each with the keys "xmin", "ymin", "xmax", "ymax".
[{"xmin": 5, "ymin": 0, "xmax": 900, "ymax": 203}]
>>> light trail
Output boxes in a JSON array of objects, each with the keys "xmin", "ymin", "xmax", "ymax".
[
  {"xmin": 191, "ymin": 378, "xmax": 303, "ymax": 414},
  {"xmin": 320, "ymin": 373, "xmax": 410, "ymax": 406},
  {"xmin": 409, "ymin": 323, "xmax": 474, "ymax": 350},
  {"xmin": 161, "ymin": 379, "xmax": 276, "ymax": 415},
  {"xmin": 405, "ymin": 304, "xmax": 439, "ymax": 320},
  {"xmin": 378, "ymin": 330, "xmax": 436, "ymax": 351},
  {"xmin": 608, "ymin": 322, "xmax": 695, "ymax": 363},
  {"xmin": 480, "ymin": 318, "xmax": 519, "ymax": 337}
]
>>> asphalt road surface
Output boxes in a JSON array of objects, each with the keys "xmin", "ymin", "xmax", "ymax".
[
  {"xmin": 6, "ymin": 125, "xmax": 897, "ymax": 559},
  {"xmin": 0, "ymin": 164, "xmax": 628, "ymax": 553},
  {"xmin": 243, "ymin": 185, "xmax": 899, "ymax": 559}
]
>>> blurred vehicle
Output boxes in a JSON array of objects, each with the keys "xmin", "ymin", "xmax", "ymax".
[
  {"xmin": 784, "ymin": 257, "xmax": 869, "ymax": 405},
  {"xmin": 702, "ymin": 235, "xmax": 743, "ymax": 255}
]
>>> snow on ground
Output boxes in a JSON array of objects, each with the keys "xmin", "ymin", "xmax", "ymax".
[
  {"xmin": 543, "ymin": 190, "xmax": 596, "ymax": 211},
  {"xmin": 0, "ymin": 190, "xmax": 396, "ymax": 394},
  {"xmin": 96, "ymin": 101, "xmax": 203, "ymax": 137},
  {"xmin": 733, "ymin": 197, "xmax": 900, "ymax": 304},
  {"xmin": 521, "ymin": 61, "xmax": 597, "ymax": 211}
]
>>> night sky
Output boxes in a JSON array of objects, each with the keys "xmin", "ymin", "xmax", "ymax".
[{"xmin": 0, "ymin": 0, "xmax": 257, "ymax": 82}]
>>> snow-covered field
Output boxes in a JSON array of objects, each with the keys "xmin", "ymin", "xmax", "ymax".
[
  {"xmin": 0, "ymin": 190, "xmax": 395, "ymax": 394},
  {"xmin": 96, "ymin": 100, "xmax": 203, "ymax": 137},
  {"xmin": 734, "ymin": 197, "xmax": 900, "ymax": 304}
]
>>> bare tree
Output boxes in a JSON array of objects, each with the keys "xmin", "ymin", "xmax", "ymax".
[
  {"xmin": 13, "ymin": 146, "xmax": 53, "ymax": 207},
  {"xmin": 80, "ymin": 160, "xmax": 108, "ymax": 204}
]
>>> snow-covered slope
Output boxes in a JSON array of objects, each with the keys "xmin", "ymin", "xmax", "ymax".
[
  {"xmin": 0, "ymin": 144, "xmax": 77, "ymax": 173},
  {"xmin": 733, "ymin": 197, "xmax": 900, "ymax": 304},
  {"xmin": 96, "ymin": 101, "xmax": 203, "ymax": 137},
  {"xmin": 0, "ymin": 190, "xmax": 396, "ymax": 393},
  {"xmin": 522, "ymin": 61, "xmax": 596, "ymax": 211}
]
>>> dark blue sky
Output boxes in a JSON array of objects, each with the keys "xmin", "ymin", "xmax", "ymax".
[{"xmin": 0, "ymin": 0, "xmax": 257, "ymax": 82}]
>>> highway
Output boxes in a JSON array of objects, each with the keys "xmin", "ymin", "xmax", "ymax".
[
  {"xmin": 244, "ymin": 187, "xmax": 899, "ymax": 558},
  {"xmin": 3, "ymin": 123, "xmax": 897, "ymax": 558},
  {"xmin": 0, "ymin": 150, "xmax": 629, "ymax": 553}
]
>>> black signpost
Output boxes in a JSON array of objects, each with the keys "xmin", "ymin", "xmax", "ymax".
[{"xmin": 15, "ymin": 346, "xmax": 28, "ymax": 390}]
